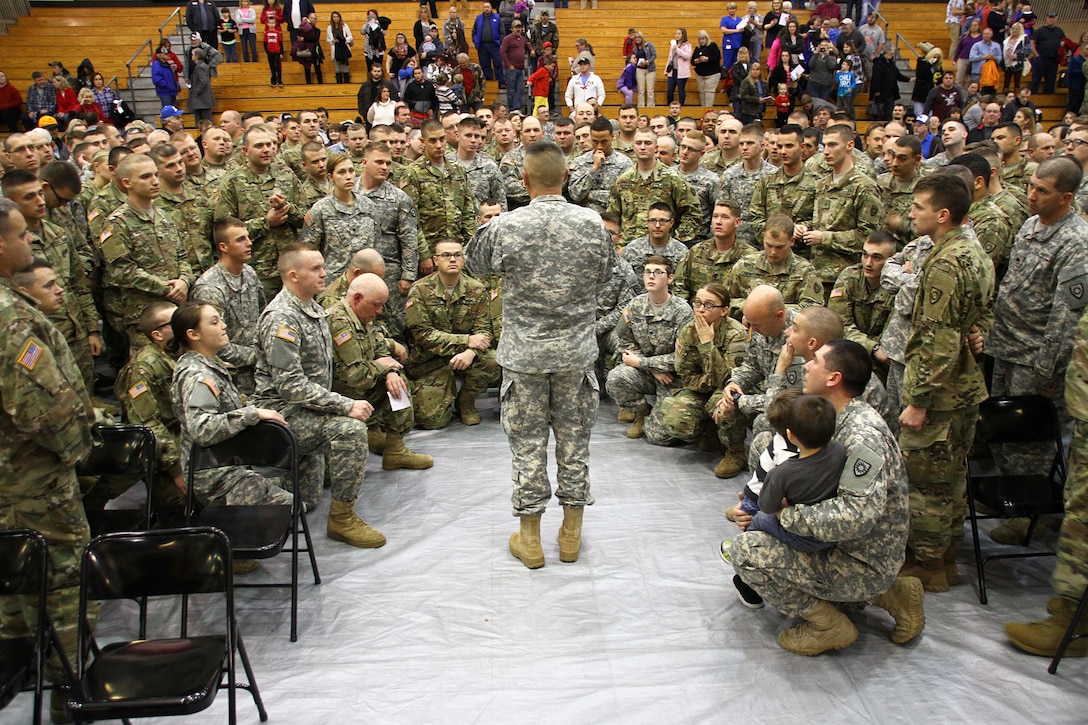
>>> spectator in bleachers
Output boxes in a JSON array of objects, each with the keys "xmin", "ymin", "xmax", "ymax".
[
  {"xmin": 76, "ymin": 88, "xmax": 106, "ymax": 126},
  {"xmin": 633, "ymin": 32, "xmax": 657, "ymax": 108},
  {"xmin": 0, "ymin": 72, "xmax": 23, "ymax": 133},
  {"xmin": 473, "ymin": 2, "xmax": 505, "ymax": 87},
  {"xmin": 691, "ymin": 31, "xmax": 722, "ymax": 107},
  {"xmin": 153, "ymin": 48, "xmax": 181, "ymax": 109},
  {"xmin": 327, "ymin": 11, "xmax": 354, "ymax": 84},
  {"xmin": 237, "ymin": 0, "xmax": 259, "ymax": 62},
  {"xmin": 292, "ymin": 12, "xmax": 325, "ymax": 84},
  {"xmin": 51, "ymin": 76, "xmax": 78, "ymax": 129},
  {"xmin": 954, "ymin": 17, "xmax": 983, "ymax": 85},
  {"xmin": 186, "ymin": 0, "xmax": 221, "ymax": 49},
  {"xmin": 282, "ymin": 0, "xmax": 315, "ymax": 48},
  {"xmin": 666, "ymin": 29, "xmax": 693, "ymax": 108}
]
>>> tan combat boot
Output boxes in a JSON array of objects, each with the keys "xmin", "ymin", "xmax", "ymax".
[
  {"xmin": 899, "ymin": 556, "xmax": 949, "ymax": 593},
  {"xmin": 777, "ymin": 599, "xmax": 859, "ymax": 655},
  {"xmin": 989, "ymin": 516, "xmax": 1033, "ymax": 545},
  {"xmin": 698, "ymin": 430, "xmax": 721, "ymax": 452},
  {"xmin": 558, "ymin": 506, "xmax": 584, "ymax": 563},
  {"xmin": 367, "ymin": 427, "xmax": 387, "ymax": 455},
  {"xmin": 509, "ymin": 514, "xmax": 545, "ymax": 569},
  {"xmin": 872, "ymin": 576, "xmax": 926, "ymax": 644},
  {"xmin": 617, "ymin": 408, "xmax": 636, "ymax": 423},
  {"xmin": 714, "ymin": 443, "xmax": 748, "ymax": 478},
  {"xmin": 381, "ymin": 433, "xmax": 434, "ymax": 470},
  {"xmin": 1005, "ymin": 598, "xmax": 1088, "ymax": 657},
  {"xmin": 626, "ymin": 402, "xmax": 651, "ymax": 439},
  {"xmin": 457, "ymin": 390, "xmax": 481, "ymax": 426},
  {"xmin": 327, "ymin": 499, "xmax": 386, "ymax": 548},
  {"xmin": 943, "ymin": 542, "xmax": 961, "ymax": 586}
]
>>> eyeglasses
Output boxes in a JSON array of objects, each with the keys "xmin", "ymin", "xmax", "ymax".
[
  {"xmin": 1063, "ymin": 138, "xmax": 1088, "ymax": 148},
  {"xmin": 643, "ymin": 269, "xmax": 668, "ymax": 277},
  {"xmin": 647, "ymin": 218, "xmax": 673, "ymax": 226},
  {"xmin": 692, "ymin": 301, "xmax": 724, "ymax": 310},
  {"xmin": 434, "ymin": 252, "xmax": 464, "ymax": 260}
]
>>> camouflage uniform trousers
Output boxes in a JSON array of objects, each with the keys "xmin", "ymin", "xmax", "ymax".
[
  {"xmin": 193, "ymin": 468, "xmax": 293, "ymax": 508},
  {"xmin": 0, "ymin": 472, "xmax": 95, "ymax": 685},
  {"xmin": 284, "ymin": 408, "xmax": 369, "ymax": 511},
  {"xmin": 707, "ymin": 388, "xmax": 755, "ymax": 450},
  {"xmin": 408, "ymin": 350, "xmax": 500, "ymax": 429},
  {"xmin": 990, "ymin": 358, "xmax": 1070, "ymax": 475},
  {"xmin": 605, "ymin": 364, "xmax": 681, "ymax": 413},
  {"xmin": 885, "ymin": 359, "xmax": 905, "ymax": 439},
  {"xmin": 360, "ymin": 372, "xmax": 415, "ymax": 435},
  {"xmin": 645, "ymin": 389, "xmax": 716, "ymax": 446},
  {"xmin": 901, "ymin": 405, "xmax": 978, "ymax": 560},
  {"xmin": 1053, "ymin": 420, "xmax": 1088, "ymax": 600},
  {"xmin": 381, "ymin": 266, "xmax": 409, "ymax": 341},
  {"xmin": 500, "ymin": 368, "xmax": 599, "ymax": 516}
]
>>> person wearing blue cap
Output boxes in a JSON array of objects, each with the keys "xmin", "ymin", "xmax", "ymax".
[{"xmin": 160, "ymin": 104, "xmax": 185, "ymax": 133}]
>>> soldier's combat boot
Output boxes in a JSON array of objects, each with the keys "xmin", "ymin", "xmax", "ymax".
[
  {"xmin": 626, "ymin": 402, "xmax": 650, "ymax": 439},
  {"xmin": 699, "ymin": 429, "xmax": 721, "ymax": 452},
  {"xmin": 368, "ymin": 426, "xmax": 387, "ymax": 455},
  {"xmin": 558, "ymin": 506, "xmax": 583, "ymax": 562},
  {"xmin": 617, "ymin": 408, "xmax": 636, "ymax": 423},
  {"xmin": 233, "ymin": 559, "xmax": 259, "ymax": 575},
  {"xmin": 714, "ymin": 443, "xmax": 748, "ymax": 478},
  {"xmin": 509, "ymin": 514, "xmax": 545, "ymax": 569},
  {"xmin": 989, "ymin": 516, "xmax": 1033, "ymax": 545},
  {"xmin": 872, "ymin": 576, "xmax": 925, "ymax": 644},
  {"xmin": 327, "ymin": 499, "xmax": 386, "ymax": 548},
  {"xmin": 899, "ymin": 556, "xmax": 949, "ymax": 593},
  {"xmin": 382, "ymin": 433, "xmax": 434, "ymax": 470},
  {"xmin": 457, "ymin": 390, "xmax": 481, "ymax": 426},
  {"xmin": 1005, "ymin": 598, "xmax": 1088, "ymax": 657},
  {"xmin": 943, "ymin": 541, "xmax": 961, "ymax": 586},
  {"xmin": 777, "ymin": 600, "xmax": 858, "ymax": 656}
]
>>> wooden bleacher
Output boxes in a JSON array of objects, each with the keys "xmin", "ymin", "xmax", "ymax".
[{"xmin": 0, "ymin": 2, "xmax": 1074, "ymax": 127}]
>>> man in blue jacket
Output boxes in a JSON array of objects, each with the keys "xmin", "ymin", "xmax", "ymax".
[{"xmin": 473, "ymin": 2, "xmax": 505, "ymax": 87}]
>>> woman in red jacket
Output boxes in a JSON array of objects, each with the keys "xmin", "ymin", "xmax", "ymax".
[
  {"xmin": 52, "ymin": 75, "xmax": 79, "ymax": 128},
  {"xmin": 0, "ymin": 71, "xmax": 23, "ymax": 132},
  {"xmin": 76, "ymin": 87, "xmax": 107, "ymax": 125}
]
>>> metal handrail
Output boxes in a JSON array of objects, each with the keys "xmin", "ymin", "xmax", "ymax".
[
  {"xmin": 0, "ymin": 0, "xmax": 30, "ymax": 27},
  {"xmin": 158, "ymin": 6, "xmax": 182, "ymax": 41},
  {"xmin": 895, "ymin": 32, "xmax": 921, "ymax": 61},
  {"xmin": 126, "ymin": 39, "xmax": 154, "ymax": 106}
]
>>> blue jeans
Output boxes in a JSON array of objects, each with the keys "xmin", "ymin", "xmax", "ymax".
[
  {"xmin": 504, "ymin": 67, "xmax": 525, "ymax": 111},
  {"xmin": 478, "ymin": 42, "xmax": 503, "ymax": 81},
  {"xmin": 223, "ymin": 43, "xmax": 237, "ymax": 62},
  {"xmin": 749, "ymin": 511, "xmax": 835, "ymax": 552},
  {"xmin": 241, "ymin": 29, "xmax": 258, "ymax": 62},
  {"xmin": 666, "ymin": 75, "xmax": 688, "ymax": 105}
]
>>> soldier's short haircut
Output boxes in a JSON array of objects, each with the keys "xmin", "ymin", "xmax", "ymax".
[
  {"xmin": 700, "ymin": 281, "xmax": 730, "ymax": 309},
  {"xmin": 388, "ymin": 122, "xmax": 406, "ymax": 135},
  {"xmin": 574, "ymin": 121, "xmax": 592, "ymax": 133},
  {"xmin": 108, "ymin": 145, "xmax": 133, "ymax": 168},
  {"xmin": 433, "ymin": 237, "xmax": 463, "ymax": 254},
  {"xmin": 893, "ymin": 134, "xmax": 922, "ymax": 157},
  {"xmin": 139, "ymin": 299, "xmax": 179, "ymax": 337},
  {"xmin": 865, "ymin": 230, "xmax": 897, "ymax": 252},
  {"xmin": 798, "ymin": 306, "xmax": 844, "ymax": 346},
  {"xmin": 0, "ymin": 198, "xmax": 22, "ymax": 238},
  {"xmin": 148, "ymin": 142, "xmax": 181, "ymax": 166},
  {"xmin": 787, "ymin": 395, "xmax": 838, "ymax": 449},
  {"xmin": 90, "ymin": 150, "xmax": 109, "ymax": 167},
  {"xmin": 168, "ymin": 130, "xmax": 194, "ymax": 145},
  {"xmin": 72, "ymin": 142, "xmax": 94, "ymax": 163},
  {"xmin": 40, "ymin": 157, "xmax": 82, "ymax": 191},
  {"xmin": 777, "ymin": 123, "xmax": 804, "ymax": 146},
  {"xmin": 65, "ymin": 128, "xmax": 88, "ymax": 143},
  {"xmin": 420, "ymin": 119, "xmax": 444, "ymax": 136},
  {"xmin": 480, "ymin": 197, "xmax": 502, "ymax": 209},
  {"xmin": 1035, "ymin": 156, "xmax": 1084, "ymax": 195},
  {"xmin": 554, "ymin": 116, "xmax": 574, "ymax": 129},
  {"xmin": 114, "ymin": 153, "xmax": 154, "ymax": 182},
  {"xmin": 243, "ymin": 124, "xmax": 276, "ymax": 147},
  {"xmin": 589, "ymin": 116, "xmax": 612, "ymax": 134},
  {"xmin": 714, "ymin": 198, "xmax": 742, "ymax": 218},
  {"xmin": 766, "ymin": 388, "xmax": 803, "ymax": 438},
  {"xmin": 739, "ymin": 123, "xmax": 764, "ymax": 138},
  {"xmin": 820, "ymin": 338, "xmax": 871, "ymax": 397},
  {"xmin": 619, "ymin": 103, "xmax": 638, "ymax": 114},
  {"xmin": 683, "ymin": 130, "xmax": 708, "ymax": 147},
  {"xmin": 365, "ymin": 142, "xmax": 392, "ymax": 158},
  {"xmin": 972, "ymin": 142, "xmax": 1001, "ymax": 170},
  {"xmin": 12, "ymin": 257, "xmax": 52, "ymax": 288},
  {"xmin": 523, "ymin": 141, "xmax": 568, "ymax": 189},
  {"xmin": 802, "ymin": 127, "xmax": 822, "ymax": 145},
  {"xmin": 241, "ymin": 111, "xmax": 264, "ymax": 123},
  {"xmin": 648, "ymin": 201, "xmax": 674, "ymax": 218},
  {"xmin": 458, "ymin": 116, "xmax": 482, "ymax": 132},
  {"xmin": 277, "ymin": 241, "xmax": 321, "ymax": 276},
  {"xmin": 940, "ymin": 118, "xmax": 967, "ymax": 135},
  {"xmin": 949, "ymin": 152, "xmax": 992, "ymax": 185},
  {"xmin": 2, "ymin": 168, "xmax": 40, "ymax": 197},
  {"xmin": 213, "ymin": 217, "xmax": 246, "ymax": 247},
  {"xmin": 823, "ymin": 124, "xmax": 855, "ymax": 144},
  {"xmin": 643, "ymin": 254, "xmax": 672, "ymax": 274},
  {"xmin": 348, "ymin": 248, "xmax": 385, "ymax": 275},
  {"xmin": 302, "ymin": 140, "xmax": 326, "ymax": 160},
  {"xmin": 994, "ymin": 121, "xmax": 1022, "ymax": 138},
  {"xmin": 915, "ymin": 172, "xmax": 972, "ymax": 225},
  {"xmin": 764, "ymin": 212, "xmax": 794, "ymax": 242},
  {"xmin": 346, "ymin": 122, "xmax": 366, "ymax": 135},
  {"xmin": 600, "ymin": 211, "xmax": 620, "ymax": 227}
]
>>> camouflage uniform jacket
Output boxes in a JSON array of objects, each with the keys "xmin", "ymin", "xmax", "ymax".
[
  {"xmin": 100, "ymin": 202, "xmax": 195, "ymax": 327},
  {"xmin": 399, "ymin": 158, "xmax": 478, "ymax": 258},
  {"xmin": 159, "ymin": 186, "xmax": 214, "ymax": 274},
  {"xmin": 86, "ymin": 182, "xmax": 127, "ymax": 242},
  {"xmin": 0, "ymin": 278, "xmax": 94, "ymax": 507},
  {"xmin": 595, "ymin": 255, "xmax": 639, "ymax": 337},
  {"xmin": 299, "ymin": 192, "xmax": 381, "ymax": 279},
  {"xmin": 252, "ymin": 287, "xmax": 355, "ymax": 415},
  {"xmin": 214, "ymin": 164, "xmax": 303, "ymax": 283},
  {"xmin": 1064, "ymin": 306, "xmax": 1088, "ymax": 422},
  {"xmin": 675, "ymin": 315, "xmax": 748, "ymax": 394},
  {"xmin": 191, "ymin": 262, "xmax": 265, "ymax": 388},
  {"xmin": 678, "ymin": 164, "xmax": 721, "ymax": 244},
  {"xmin": 879, "ymin": 234, "xmax": 935, "ymax": 364},
  {"xmin": 482, "ymin": 137, "xmax": 506, "ymax": 164},
  {"xmin": 606, "ymin": 161, "xmax": 701, "ymax": 245},
  {"xmin": 29, "ymin": 219, "xmax": 98, "ymax": 340},
  {"xmin": 720, "ymin": 159, "xmax": 776, "ymax": 248},
  {"xmin": 466, "ymin": 194, "xmax": 614, "ymax": 373},
  {"xmin": 877, "ymin": 169, "xmax": 923, "ymax": 245},
  {"xmin": 388, "ymin": 159, "xmax": 408, "ymax": 186},
  {"xmin": 809, "ymin": 165, "xmax": 883, "ymax": 285},
  {"xmin": 498, "ymin": 145, "xmax": 530, "ymax": 208},
  {"xmin": 673, "ymin": 239, "xmax": 756, "ymax": 303},
  {"xmin": 748, "ymin": 166, "xmax": 817, "ymax": 244},
  {"xmin": 700, "ymin": 147, "xmax": 742, "ymax": 175},
  {"xmin": 360, "ymin": 180, "xmax": 420, "ymax": 284},
  {"xmin": 279, "ymin": 143, "xmax": 306, "ymax": 181},
  {"xmin": 615, "ymin": 293, "xmax": 694, "ymax": 371},
  {"xmin": 903, "ymin": 226, "xmax": 995, "ymax": 411},
  {"xmin": 405, "ymin": 272, "xmax": 493, "ymax": 375},
  {"xmin": 1000, "ymin": 157, "xmax": 1036, "ymax": 200},
  {"xmin": 327, "ymin": 297, "xmax": 396, "ymax": 398},
  {"xmin": 46, "ymin": 203, "xmax": 93, "ymax": 277},
  {"xmin": 203, "ymin": 161, "xmax": 230, "ymax": 190},
  {"xmin": 729, "ymin": 307, "xmax": 798, "ymax": 395},
  {"xmin": 1076, "ymin": 174, "xmax": 1088, "ymax": 219},
  {"xmin": 988, "ymin": 211, "xmax": 1088, "ymax": 380},
  {"xmin": 726, "ymin": 252, "xmax": 824, "ymax": 318},
  {"xmin": 448, "ymin": 151, "xmax": 508, "ymax": 210},
  {"xmin": 621, "ymin": 235, "xmax": 690, "ymax": 291},
  {"xmin": 567, "ymin": 150, "xmax": 633, "ymax": 213},
  {"xmin": 968, "ymin": 197, "xmax": 1013, "ymax": 273},
  {"xmin": 829, "ymin": 263, "xmax": 894, "ymax": 354},
  {"xmin": 804, "ymin": 147, "xmax": 876, "ymax": 181},
  {"xmin": 297, "ymin": 175, "xmax": 330, "ymax": 211},
  {"xmin": 117, "ymin": 343, "xmax": 181, "ymax": 476},
  {"xmin": 992, "ymin": 186, "xmax": 1030, "ymax": 232}
]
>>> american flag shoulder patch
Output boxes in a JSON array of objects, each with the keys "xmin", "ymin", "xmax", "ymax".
[
  {"xmin": 622, "ymin": 307, "xmax": 632, "ymax": 324},
  {"xmin": 276, "ymin": 325, "xmax": 298, "ymax": 343},
  {"xmin": 202, "ymin": 377, "xmax": 221, "ymax": 397},
  {"xmin": 829, "ymin": 288, "xmax": 844, "ymax": 299},
  {"xmin": 17, "ymin": 339, "xmax": 44, "ymax": 371},
  {"xmin": 405, "ymin": 298, "xmax": 414, "ymax": 308},
  {"xmin": 333, "ymin": 329, "xmax": 351, "ymax": 346},
  {"xmin": 128, "ymin": 381, "xmax": 149, "ymax": 398}
]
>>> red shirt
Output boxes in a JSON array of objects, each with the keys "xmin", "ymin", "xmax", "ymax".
[
  {"xmin": 528, "ymin": 66, "xmax": 551, "ymax": 97},
  {"xmin": 0, "ymin": 82, "xmax": 22, "ymax": 111}
]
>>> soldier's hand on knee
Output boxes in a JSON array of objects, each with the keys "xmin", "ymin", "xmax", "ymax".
[
  {"xmin": 385, "ymin": 371, "xmax": 408, "ymax": 399},
  {"xmin": 621, "ymin": 349, "xmax": 641, "ymax": 368},
  {"xmin": 349, "ymin": 399, "xmax": 375, "ymax": 421},
  {"xmin": 256, "ymin": 408, "xmax": 287, "ymax": 424},
  {"xmin": 652, "ymin": 370, "xmax": 674, "ymax": 386},
  {"xmin": 450, "ymin": 349, "xmax": 476, "ymax": 370}
]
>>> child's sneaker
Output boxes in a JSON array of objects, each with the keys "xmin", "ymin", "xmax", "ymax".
[
  {"xmin": 733, "ymin": 574, "xmax": 765, "ymax": 609},
  {"xmin": 720, "ymin": 539, "xmax": 733, "ymax": 564}
]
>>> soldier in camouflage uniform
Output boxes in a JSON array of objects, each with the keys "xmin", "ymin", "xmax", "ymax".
[
  {"xmin": 993, "ymin": 122, "xmax": 1036, "ymax": 201},
  {"xmin": 726, "ymin": 213, "xmax": 824, "ymax": 320},
  {"xmin": 191, "ymin": 218, "xmax": 266, "ymax": 395},
  {"xmin": 804, "ymin": 143, "xmax": 877, "ymax": 182},
  {"xmin": 606, "ymin": 256, "xmax": 694, "ymax": 439},
  {"xmin": 299, "ymin": 155, "xmax": 380, "ymax": 280},
  {"xmin": 720, "ymin": 124, "xmax": 776, "ymax": 249},
  {"xmin": 40, "ymin": 161, "xmax": 95, "ymax": 288},
  {"xmin": 327, "ymin": 273, "xmax": 433, "ymax": 470},
  {"xmin": 699, "ymin": 115, "xmax": 743, "ymax": 175},
  {"xmin": 673, "ymin": 200, "xmax": 756, "ymax": 303},
  {"xmin": 1059, "ymin": 124, "xmax": 1088, "ymax": 214},
  {"xmin": 215, "ymin": 125, "xmax": 304, "ymax": 300},
  {"xmin": 898, "ymin": 173, "xmax": 995, "ymax": 592},
  {"xmin": 594, "ymin": 215, "xmax": 640, "ymax": 375},
  {"xmin": 85, "ymin": 156, "xmax": 129, "ymax": 242},
  {"xmin": 100, "ymin": 154, "xmax": 195, "ymax": 354},
  {"xmin": 500, "ymin": 117, "xmax": 546, "ymax": 210},
  {"xmin": 150, "ymin": 143, "xmax": 215, "ymax": 275},
  {"xmin": 0, "ymin": 199, "xmax": 96, "ymax": 700},
  {"xmin": 567, "ymin": 117, "xmax": 634, "ymax": 213},
  {"xmin": 405, "ymin": 238, "xmax": 499, "ymax": 428},
  {"xmin": 279, "ymin": 111, "xmax": 324, "ymax": 181},
  {"xmin": 948, "ymin": 153, "xmax": 1014, "ymax": 277},
  {"xmin": 797, "ymin": 125, "xmax": 883, "ymax": 298},
  {"xmin": 748, "ymin": 125, "xmax": 817, "ymax": 246},
  {"xmin": 674, "ymin": 131, "xmax": 721, "ymax": 245},
  {"xmin": 731, "ymin": 339, "xmax": 922, "ymax": 655},
  {"xmin": 606, "ymin": 128, "xmax": 701, "ymax": 246},
  {"xmin": 878, "ymin": 135, "xmax": 926, "ymax": 246},
  {"xmin": 466, "ymin": 141, "xmax": 615, "ymax": 568},
  {"xmin": 252, "ymin": 242, "xmax": 386, "ymax": 548},
  {"xmin": 170, "ymin": 302, "xmax": 293, "ymax": 508},
  {"xmin": 620, "ymin": 203, "xmax": 690, "ymax": 290},
  {"xmin": 447, "ymin": 116, "xmax": 508, "ymax": 211},
  {"xmin": 645, "ymin": 281, "xmax": 747, "ymax": 448},
  {"xmin": 296, "ymin": 141, "xmax": 331, "ymax": 211},
  {"xmin": 829, "ymin": 231, "xmax": 896, "ymax": 367}
]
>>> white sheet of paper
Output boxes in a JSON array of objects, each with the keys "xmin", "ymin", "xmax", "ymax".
[{"xmin": 388, "ymin": 390, "xmax": 412, "ymax": 411}]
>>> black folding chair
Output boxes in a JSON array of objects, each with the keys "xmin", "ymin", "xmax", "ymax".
[
  {"xmin": 186, "ymin": 419, "xmax": 320, "ymax": 642},
  {"xmin": 967, "ymin": 395, "xmax": 1066, "ymax": 604},
  {"xmin": 76, "ymin": 424, "xmax": 157, "ymax": 536},
  {"xmin": 66, "ymin": 527, "xmax": 268, "ymax": 724},
  {"xmin": 1050, "ymin": 585, "xmax": 1088, "ymax": 674},
  {"xmin": 0, "ymin": 529, "xmax": 71, "ymax": 725}
]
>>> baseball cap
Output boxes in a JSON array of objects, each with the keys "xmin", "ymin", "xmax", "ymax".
[
  {"xmin": 1047, "ymin": 11, "xmax": 1057, "ymax": 17},
  {"xmin": 37, "ymin": 115, "xmax": 58, "ymax": 127},
  {"xmin": 160, "ymin": 105, "xmax": 184, "ymax": 119},
  {"xmin": 543, "ymin": 41, "xmax": 553, "ymax": 48},
  {"xmin": 577, "ymin": 57, "xmax": 590, "ymax": 64},
  {"xmin": 914, "ymin": 114, "xmax": 929, "ymax": 125},
  {"xmin": 842, "ymin": 18, "xmax": 854, "ymax": 24},
  {"xmin": 191, "ymin": 32, "xmax": 201, "ymax": 40}
]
